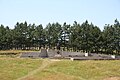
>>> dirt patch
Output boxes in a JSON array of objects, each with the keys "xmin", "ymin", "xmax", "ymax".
[{"xmin": 103, "ymin": 77, "xmax": 120, "ymax": 80}]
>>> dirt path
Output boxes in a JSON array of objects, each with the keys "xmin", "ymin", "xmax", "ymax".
[{"xmin": 16, "ymin": 59, "xmax": 55, "ymax": 80}]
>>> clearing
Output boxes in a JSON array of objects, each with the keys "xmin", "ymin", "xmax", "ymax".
[{"xmin": 0, "ymin": 58, "xmax": 120, "ymax": 80}]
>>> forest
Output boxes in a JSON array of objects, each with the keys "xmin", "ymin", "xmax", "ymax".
[{"xmin": 0, "ymin": 19, "xmax": 120, "ymax": 54}]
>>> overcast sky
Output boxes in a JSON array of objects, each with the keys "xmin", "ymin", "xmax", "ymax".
[{"xmin": 0, "ymin": 0, "xmax": 120, "ymax": 30}]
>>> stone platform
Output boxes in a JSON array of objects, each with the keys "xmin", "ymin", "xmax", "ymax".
[{"xmin": 20, "ymin": 49, "xmax": 120, "ymax": 60}]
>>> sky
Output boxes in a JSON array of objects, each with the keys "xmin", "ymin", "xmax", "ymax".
[{"xmin": 0, "ymin": 0, "xmax": 120, "ymax": 30}]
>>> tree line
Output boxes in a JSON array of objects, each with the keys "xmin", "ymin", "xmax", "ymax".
[{"xmin": 0, "ymin": 19, "xmax": 120, "ymax": 54}]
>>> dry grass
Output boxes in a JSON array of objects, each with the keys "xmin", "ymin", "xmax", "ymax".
[
  {"xmin": 103, "ymin": 77, "xmax": 120, "ymax": 80},
  {"xmin": 0, "ymin": 50, "xmax": 38, "ymax": 58},
  {"xmin": 0, "ymin": 50, "xmax": 38, "ymax": 54}
]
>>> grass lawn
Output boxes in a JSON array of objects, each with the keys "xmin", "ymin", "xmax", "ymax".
[
  {"xmin": 0, "ymin": 50, "xmax": 38, "ymax": 58},
  {"xmin": 0, "ymin": 58, "xmax": 42, "ymax": 80},
  {"xmin": 0, "ymin": 58, "xmax": 120, "ymax": 80},
  {"xmin": 24, "ymin": 60, "xmax": 120, "ymax": 80}
]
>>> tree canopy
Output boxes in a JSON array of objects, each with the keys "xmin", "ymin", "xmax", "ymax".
[{"xmin": 0, "ymin": 19, "xmax": 120, "ymax": 54}]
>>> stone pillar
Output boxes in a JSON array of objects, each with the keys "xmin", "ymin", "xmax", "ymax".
[
  {"xmin": 111, "ymin": 55, "xmax": 115, "ymax": 59},
  {"xmin": 70, "ymin": 58, "xmax": 74, "ymax": 61},
  {"xmin": 85, "ymin": 53, "xmax": 88, "ymax": 57}
]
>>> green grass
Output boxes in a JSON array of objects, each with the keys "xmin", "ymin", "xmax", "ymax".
[
  {"xmin": 27, "ymin": 60, "xmax": 120, "ymax": 80},
  {"xmin": 0, "ymin": 58, "xmax": 120, "ymax": 80},
  {"xmin": 0, "ymin": 58, "xmax": 42, "ymax": 80}
]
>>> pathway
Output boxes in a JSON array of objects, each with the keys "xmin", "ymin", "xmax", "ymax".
[{"xmin": 16, "ymin": 59, "xmax": 55, "ymax": 80}]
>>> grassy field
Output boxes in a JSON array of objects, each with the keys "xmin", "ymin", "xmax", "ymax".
[
  {"xmin": 0, "ymin": 58, "xmax": 120, "ymax": 80},
  {"xmin": 0, "ymin": 58, "xmax": 42, "ymax": 80},
  {"xmin": 0, "ymin": 50, "xmax": 38, "ymax": 58},
  {"xmin": 0, "ymin": 50, "xmax": 38, "ymax": 54},
  {"xmin": 23, "ymin": 60, "xmax": 120, "ymax": 80}
]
